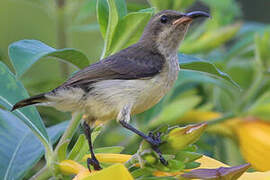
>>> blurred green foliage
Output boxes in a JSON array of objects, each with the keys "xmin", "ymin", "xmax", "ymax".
[{"xmin": 1, "ymin": 0, "xmax": 270, "ymax": 179}]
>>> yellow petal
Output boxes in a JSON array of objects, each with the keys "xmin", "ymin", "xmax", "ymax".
[
  {"xmin": 195, "ymin": 155, "xmax": 270, "ymax": 180},
  {"xmin": 240, "ymin": 171, "xmax": 270, "ymax": 180},
  {"xmin": 59, "ymin": 160, "xmax": 87, "ymax": 175},
  {"xmin": 196, "ymin": 155, "xmax": 228, "ymax": 168},
  {"xmin": 179, "ymin": 110, "xmax": 241, "ymax": 137},
  {"xmin": 237, "ymin": 120, "xmax": 270, "ymax": 171},
  {"xmin": 153, "ymin": 171, "xmax": 182, "ymax": 177},
  {"xmin": 73, "ymin": 170, "xmax": 93, "ymax": 180},
  {"xmin": 83, "ymin": 153, "xmax": 132, "ymax": 164},
  {"xmin": 81, "ymin": 164, "xmax": 134, "ymax": 180}
]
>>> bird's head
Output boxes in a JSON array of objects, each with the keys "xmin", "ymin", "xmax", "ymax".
[{"xmin": 140, "ymin": 10, "xmax": 210, "ymax": 56}]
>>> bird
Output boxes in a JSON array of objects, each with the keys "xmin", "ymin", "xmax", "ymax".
[{"xmin": 11, "ymin": 10, "xmax": 210, "ymax": 170}]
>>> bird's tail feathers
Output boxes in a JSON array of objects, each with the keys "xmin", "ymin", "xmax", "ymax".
[{"xmin": 11, "ymin": 93, "xmax": 48, "ymax": 111}]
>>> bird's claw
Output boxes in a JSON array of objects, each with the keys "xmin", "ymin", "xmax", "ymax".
[
  {"xmin": 147, "ymin": 131, "xmax": 168, "ymax": 166},
  {"xmin": 147, "ymin": 131, "xmax": 162, "ymax": 147},
  {"xmin": 87, "ymin": 157, "xmax": 102, "ymax": 171}
]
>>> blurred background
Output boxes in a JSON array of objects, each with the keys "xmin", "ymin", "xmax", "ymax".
[{"xmin": 1, "ymin": 0, "xmax": 270, "ymax": 174}]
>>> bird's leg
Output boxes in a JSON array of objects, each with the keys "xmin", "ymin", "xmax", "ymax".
[
  {"xmin": 118, "ymin": 105, "xmax": 168, "ymax": 166},
  {"xmin": 82, "ymin": 121, "xmax": 102, "ymax": 171}
]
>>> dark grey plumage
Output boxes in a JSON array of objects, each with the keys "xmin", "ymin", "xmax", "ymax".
[{"xmin": 62, "ymin": 44, "xmax": 165, "ymax": 88}]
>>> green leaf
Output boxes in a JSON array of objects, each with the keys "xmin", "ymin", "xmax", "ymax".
[
  {"xmin": 176, "ymin": 70, "xmax": 238, "ymax": 96},
  {"xmin": 0, "ymin": 109, "xmax": 67, "ymax": 180},
  {"xmin": 9, "ymin": 40, "xmax": 89, "ymax": 77},
  {"xmin": 97, "ymin": 0, "xmax": 109, "ymax": 38},
  {"xmin": 110, "ymin": 11, "xmax": 153, "ymax": 54},
  {"xmin": 180, "ymin": 24, "xmax": 241, "ymax": 54},
  {"xmin": 175, "ymin": 151, "xmax": 202, "ymax": 163},
  {"xmin": 247, "ymin": 92, "xmax": 270, "ymax": 121},
  {"xmin": 100, "ymin": 0, "xmax": 127, "ymax": 58},
  {"xmin": 94, "ymin": 146, "xmax": 124, "ymax": 154},
  {"xmin": 68, "ymin": 126, "xmax": 102, "ymax": 161},
  {"xmin": 0, "ymin": 62, "xmax": 50, "ymax": 146},
  {"xmin": 150, "ymin": 95, "xmax": 201, "ymax": 127},
  {"xmin": 255, "ymin": 29, "xmax": 270, "ymax": 68},
  {"xmin": 67, "ymin": 134, "xmax": 85, "ymax": 160},
  {"xmin": 179, "ymin": 54, "xmax": 240, "ymax": 89},
  {"xmin": 131, "ymin": 167, "xmax": 154, "ymax": 178},
  {"xmin": 57, "ymin": 141, "xmax": 70, "ymax": 161},
  {"xmin": 184, "ymin": 162, "xmax": 201, "ymax": 169},
  {"xmin": 167, "ymin": 159, "xmax": 185, "ymax": 171}
]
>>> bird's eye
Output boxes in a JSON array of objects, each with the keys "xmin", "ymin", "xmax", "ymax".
[{"xmin": 160, "ymin": 15, "xmax": 168, "ymax": 24}]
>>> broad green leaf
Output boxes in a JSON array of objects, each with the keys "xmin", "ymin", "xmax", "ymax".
[
  {"xmin": 225, "ymin": 23, "xmax": 266, "ymax": 59},
  {"xmin": 68, "ymin": 126, "xmax": 102, "ymax": 161},
  {"xmin": 180, "ymin": 24, "xmax": 241, "ymax": 54},
  {"xmin": 67, "ymin": 134, "xmax": 86, "ymax": 160},
  {"xmin": 179, "ymin": 54, "xmax": 240, "ymax": 89},
  {"xmin": 0, "ymin": 109, "xmax": 68, "ymax": 180},
  {"xmin": 201, "ymin": 0, "xmax": 241, "ymax": 29},
  {"xmin": 225, "ymin": 59, "xmax": 255, "ymax": 89},
  {"xmin": 131, "ymin": 168, "xmax": 154, "ymax": 178},
  {"xmin": 100, "ymin": 0, "xmax": 127, "ymax": 58},
  {"xmin": 176, "ymin": 70, "xmax": 238, "ymax": 96},
  {"xmin": 9, "ymin": 40, "xmax": 89, "ymax": 77},
  {"xmin": 247, "ymin": 92, "xmax": 270, "ymax": 121},
  {"xmin": 97, "ymin": 0, "xmax": 109, "ymax": 38},
  {"xmin": 150, "ymin": 95, "xmax": 201, "ymax": 127},
  {"xmin": 0, "ymin": 62, "xmax": 49, "ymax": 145},
  {"xmin": 94, "ymin": 146, "xmax": 124, "ymax": 154},
  {"xmin": 176, "ymin": 151, "xmax": 202, "ymax": 163},
  {"xmin": 110, "ymin": 11, "xmax": 153, "ymax": 54},
  {"xmin": 57, "ymin": 141, "xmax": 70, "ymax": 161},
  {"xmin": 255, "ymin": 29, "xmax": 270, "ymax": 68}
]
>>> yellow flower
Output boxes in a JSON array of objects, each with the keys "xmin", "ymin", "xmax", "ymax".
[
  {"xmin": 80, "ymin": 163, "xmax": 133, "ymax": 180},
  {"xmin": 59, "ymin": 154, "xmax": 270, "ymax": 180},
  {"xmin": 178, "ymin": 110, "xmax": 241, "ymax": 137},
  {"xmin": 82, "ymin": 153, "xmax": 132, "ymax": 164},
  {"xmin": 179, "ymin": 110, "xmax": 270, "ymax": 171},
  {"xmin": 59, "ymin": 160, "xmax": 87, "ymax": 175},
  {"xmin": 59, "ymin": 159, "xmax": 133, "ymax": 180},
  {"xmin": 237, "ymin": 119, "xmax": 270, "ymax": 171}
]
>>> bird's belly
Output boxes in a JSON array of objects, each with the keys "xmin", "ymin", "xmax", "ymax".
[
  {"xmin": 83, "ymin": 74, "xmax": 176, "ymax": 121},
  {"xmin": 132, "ymin": 73, "xmax": 177, "ymax": 114}
]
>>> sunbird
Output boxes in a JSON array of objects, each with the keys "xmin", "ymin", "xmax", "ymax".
[{"xmin": 12, "ymin": 10, "xmax": 210, "ymax": 170}]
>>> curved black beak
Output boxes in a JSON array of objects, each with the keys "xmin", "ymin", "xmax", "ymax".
[{"xmin": 185, "ymin": 11, "xmax": 211, "ymax": 19}]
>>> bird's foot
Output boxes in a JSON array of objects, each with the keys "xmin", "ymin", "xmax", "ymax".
[
  {"xmin": 146, "ymin": 132, "xmax": 168, "ymax": 166},
  {"xmin": 86, "ymin": 157, "xmax": 102, "ymax": 171}
]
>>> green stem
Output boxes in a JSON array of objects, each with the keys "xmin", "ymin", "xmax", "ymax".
[
  {"xmin": 56, "ymin": 113, "xmax": 82, "ymax": 149},
  {"xmin": 56, "ymin": 0, "xmax": 69, "ymax": 77},
  {"xmin": 208, "ymin": 112, "xmax": 236, "ymax": 126},
  {"xmin": 31, "ymin": 113, "xmax": 82, "ymax": 180},
  {"xmin": 29, "ymin": 167, "xmax": 51, "ymax": 180},
  {"xmin": 238, "ymin": 68, "xmax": 263, "ymax": 111}
]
